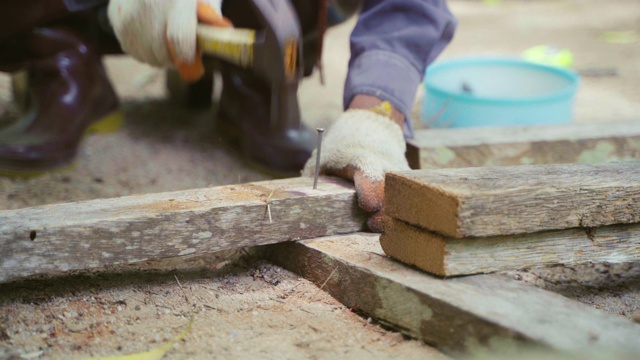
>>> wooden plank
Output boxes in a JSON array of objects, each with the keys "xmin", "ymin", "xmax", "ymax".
[
  {"xmin": 0, "ymin": 176, "xmax": 366, "ymax": 283},
  {"xmin": 265, "ymin": 234, "xmax": 640, "ymax": 356},
  {"xmin": 380, "ymin": 218, "xmax": 640, "ymax": 276},
  {"xmin": 406, "ymin": 122, "xmax": 640, "ymax": 169},
  {"xmin": 386, "ymin": 162, "xmax": 640, "ymax": 238}
]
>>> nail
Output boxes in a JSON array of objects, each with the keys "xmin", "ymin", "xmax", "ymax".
[{"xmin": 313, "ymin": 128, "xmax": 324, "ymax": 190}]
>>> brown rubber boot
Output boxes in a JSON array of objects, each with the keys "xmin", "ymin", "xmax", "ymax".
[
  {"xmin": 0, "ymin": 26, "xmax": 122, "ymax": 176},
  {"xmin": 213, "ymin": 0, "xmax": 327, "ymax": 177},
  {"xmin": 217, "ymin": 65, "xmax": 316, "ymax": 176},
  {"xmin": 170, "ymin": 0, "xmax": 360, "ymax": 176}
]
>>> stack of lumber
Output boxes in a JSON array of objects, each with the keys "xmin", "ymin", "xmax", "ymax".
[{"xmin": 380, "ymin": 162, "xmax": 640, "ymax": 276}]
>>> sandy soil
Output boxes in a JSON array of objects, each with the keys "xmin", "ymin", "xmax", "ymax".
[
  {"xmin": 0, "ymin": 258, "xmax": 448, "ymax": 360},
  {"xmin": 1, "ymin": 0, "xmax": 640, "ymax": 358}
]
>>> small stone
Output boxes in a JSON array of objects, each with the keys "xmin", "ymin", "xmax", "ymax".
[
  {"xmin": 66, "ymin": 321, "xmax": 88, "ymax": 333},
  {"xmin": 632, "ymin": 310, "xmax": 640, "ymax": 324},
  {"xmin": 18, "ymin": 350, "xmax": 44, "ymax": 359}
]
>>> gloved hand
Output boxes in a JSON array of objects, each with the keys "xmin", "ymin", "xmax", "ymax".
[
  {"xmin": 302, "ymin": 103, "xmax": 410, "ymax": 232},
  {"xmin": 108, "ymin": 0, "xmax": 230, "ymax": 82}
]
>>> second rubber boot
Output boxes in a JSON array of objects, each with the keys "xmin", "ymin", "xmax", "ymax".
[
  {"xmin": 0, "ymin": 26, "xmax": 122, "ymax": 176},
  {"xmin": 215, "ymin": 0, "xmax": 323, "ymax": 177},
  {"xmin": 217, "ymin": 65, "xmax": 316, "ymax": 177}
]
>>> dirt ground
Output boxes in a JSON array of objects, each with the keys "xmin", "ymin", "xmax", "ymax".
[
  {"xmin": 0, "ymin": 258, "xmax": 449, "ymax": 360},
  {"xmin": 1, "ymin": 0, "xmax": 640, "ymax": 358}
]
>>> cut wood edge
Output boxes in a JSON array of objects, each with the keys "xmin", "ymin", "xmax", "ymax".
[
  {"xmin": 406, "ymin": 122, "xmax": 640, "ymax": 169},
  {"xmin": 380, "ymin": 218, "xmax": 448, "ymax": 276},
  {"xmin": 0, "ymin": 176, "xmax": 366, "ymax": 284},
  {"xmin": 381, "ymin": 218, "xmax": 640, "ymax": 276},
  {"xmin": 265, "ymin": 234, "xmax": 640, "ymax": 356},
  {"xmin": 385, "ymin": 171, "xmax": 463, "ymax": 238}
]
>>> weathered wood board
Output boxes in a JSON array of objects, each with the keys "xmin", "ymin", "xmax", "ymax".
[
  {"xmin": 406, "ymin": 122, "xmax": 640, "ymax": 169},
  {"xmin": 265, "ymin": 234, "xmax": 640, "ymax": 356},
  {"xmin": 0, "ymin": 177, "xmax": 366, "ymax": 283},
  {"xmin": 380, "ymin": 218, "xmax": 640, "ymax": 276},
  {"xmin": 386, "ymin": 162, "xmax": 640, "ymax": 238}
]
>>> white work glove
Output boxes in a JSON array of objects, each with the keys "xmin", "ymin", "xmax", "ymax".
[
  {"xmin": 302, "ymin": 107, "xmax": 410, "ymax": 232},
  {"xmin": 108, "ymin": 0, "xmax": 228, "ymax": 81}
]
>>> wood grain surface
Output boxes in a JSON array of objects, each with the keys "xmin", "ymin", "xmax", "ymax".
[
  {"xmin": 380, "ymin": 218, "xmax": 640, "ymax": 276},
  {"xmin": 0, "ymin": 176, "xmax": 366, "ymax": 283},
  {"xmin": 406, "ymin": 122, "xmax": 640, "ymax": 169},
  {"xmin": 386, "ymin": 162, "xmax": 640, "ymax": 238}
]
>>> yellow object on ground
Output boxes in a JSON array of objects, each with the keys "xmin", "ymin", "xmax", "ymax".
[{"xmin": 522, "ymin": 45, "xmax": 574, "ymax": 68}]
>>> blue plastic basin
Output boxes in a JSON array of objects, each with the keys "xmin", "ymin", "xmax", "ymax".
[{"xmin": 422, "ymin": 57, "xmax": 580, "ymax": 128}]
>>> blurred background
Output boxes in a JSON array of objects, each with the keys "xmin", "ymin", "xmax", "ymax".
[{"xmin": 0, "ymin": 0, "xmax": 638, "ymax": 210}]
